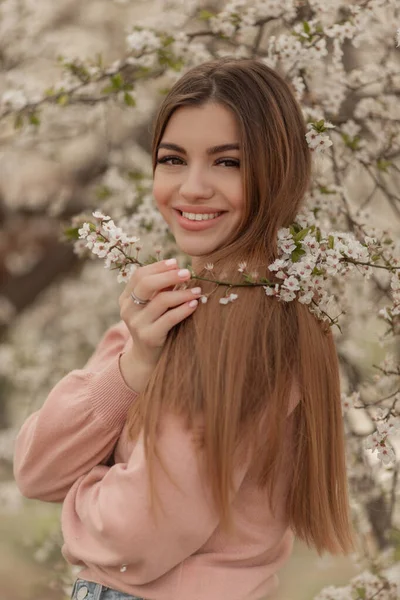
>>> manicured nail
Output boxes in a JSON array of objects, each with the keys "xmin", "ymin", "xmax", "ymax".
[
  {"xmin": 188, "ymin": 299, "xmax": 198, "ymax": 308},
  {"xmin": 178, "ymin": 269, "xmax": 190, "ymax": 278},
  {"xmin": 191, "ymin": 287, "xmax": 202, "ymax": 294},
  {"xmin": 165, "ymin": 258, "xmax": 177, "ymax": 265}
]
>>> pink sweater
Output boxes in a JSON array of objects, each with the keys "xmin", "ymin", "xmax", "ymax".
[{"xmin": 13, "ymin": 320, "xmax": 299, "ymax": 600}]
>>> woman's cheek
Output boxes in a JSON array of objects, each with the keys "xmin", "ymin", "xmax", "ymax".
[
  {"xmin": 153, "ymin": 178, "xmax": 166, "ymax": 207},
  {"xmin": 153, "ymin": 181, "xmax": 172, "ymax": 223}
]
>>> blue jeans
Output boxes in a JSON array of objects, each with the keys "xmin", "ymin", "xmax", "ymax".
[{"xmin": 71, "ymin": 578, "xmax": 145, "ymax": 600}]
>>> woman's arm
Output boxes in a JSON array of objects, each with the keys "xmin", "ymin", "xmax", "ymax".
[
  {"xmin": 61, "ymin": 412, "xmax": 249, "ymax": 584},
  {"xmin": 13, "ymin": 321, "xmax": 140, "ymax": 502}
]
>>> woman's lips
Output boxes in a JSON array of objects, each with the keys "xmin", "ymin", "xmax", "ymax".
[{"xmin": 174, "ymin": 209, "xmax": 226, "ymax": 231}]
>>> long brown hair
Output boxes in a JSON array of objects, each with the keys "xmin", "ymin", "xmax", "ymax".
[{"xmin": 127, "ymin": 57, "xmax": 356, "ymax": 556}]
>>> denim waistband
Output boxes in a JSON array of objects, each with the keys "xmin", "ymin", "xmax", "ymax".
[{"xmin": 71, "ymin": 578, "xmax": 145, "ymax": 600}]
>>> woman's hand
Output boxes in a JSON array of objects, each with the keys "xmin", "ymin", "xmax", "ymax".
[{"xmin": 118, "ymin": 259, "xmax": 201, "ymax": 391}]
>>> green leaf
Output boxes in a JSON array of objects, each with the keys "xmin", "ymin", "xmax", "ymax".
[
  {"xmin": 341, "ymin": 133, "xmax": 361, "ymax": 151},
  {"xmin": 111, "ymin": 73, "xmax": 124, "ymax": 90},
  {"xmin": 57, "ymin": 94, "xmax": 69, "ymax": 106},
  {"xmin": 328, "ymin": 235, "xmax": 335, "ymax": 249},
  {"xmin": 355, "ymin": 586, "xmax": 366, "ymax": 599},
  {"xmin": 68, "ymin": 63, "xmax": 90, "ymax": 82},
  {"xmin": 14, "ymin": 114, "xmax": 24, "ymax": 129},
  {"xmin": 303, "ymin": 21, "xmax": 311, "ymax": 34},
  {"xmin": 198, "ymin": 9, "xmax": 215, "ymax": 20},
  {"xmin": 134, "ymin": 66, "xmax": 152, "ymax": 79},
  {"xmin": 63, "ymin": 226, "xmax": 81, "ymax": 240},
  {"xmin": 96, "ymin": 185, "xmax": 112, "ymax": 200},
  {"xmin": 124, "ymin": 92, "xmax": 136, "ymax": 106},
  {"xmin": 157, "ymin": 48, "xmax": 185, "ymax": 71},
  {"xmin": 127, "ymin": 171, "xmax": 145, "ymax": 181},
  {"xmin": 312, "ymin": 267, "xmax": 325, "ymax": 276},
  {"xmin": 319, "ymin": 185, "xmax": 337, "ymax": 195},
  {"xmin": 294, "ymin": 227, "xmax": 311, "ymax": 242},
  {"xmin": 316, "ymin": 228, "xmax": 322, "ymax": 242},
  {"xmin": 312, "ymin": 207, "xmax": 321, "ymax": 218},
  {"xmin": 147, "ymin": 255, "xmax": 159, "ymax": 264},
  {"xmin": 243, "ymin": 273, "xmax": 254, "ymax": 283},
  {"xmin": 230, "ymin": 12, "xmax": 241, "ymax": 26},
  {"xmin": 291, "ymin": 248, "xmax": 306, "ymax": 263},
  {"xmin": 161, "ymin": 34, "xmax": 175, "ymax": 47},
  {"xmin": 101, "ymin": 85, "xmax": 115, "ymax": 95},
  {"xmin": 29, "ymin": 113, "xmax": 40, "ymax": 126},
  {"xmin": 377, "ymin": 158, "xmax": 392, "ymax": 172}
]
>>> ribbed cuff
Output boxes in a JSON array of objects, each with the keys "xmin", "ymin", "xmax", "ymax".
[{"xmin": 88, "ymin": 354, "xmax": 139, "ymax": 429}]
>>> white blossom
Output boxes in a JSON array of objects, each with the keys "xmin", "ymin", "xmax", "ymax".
[
  {"xmin": 306, "ymin": 127, "xmax": 334, "ymax": 152},
  {"xmin": 282, "ymin": 275, "xmax": 301, "ymax": 292},
  {"xmin": 78, "ymin": 223, "xmax": 91, "ymax": 238},
  {"xmin": 126, "ymin": 29, "xmax": 162, "ymax": 53},
  {"xmin": 219, "ymin": 292, "xmax": 238, "ymax": 304},
  {"xmin": 92, "ymin": 211, "xmax": 111, "ymax": 221},
  {"xmin": 1, "ymin": 89, "xmax": 27, "ymax": 110},
  {"xmin": 268, "ymin": 258, "xmax": 288, "ymax": 272},
  {"xmin": 92, "ymin": 241, "xmax": 110, "ymax": 258}
]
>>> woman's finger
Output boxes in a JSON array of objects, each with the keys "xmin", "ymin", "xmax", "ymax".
[
  {"xmin": 119, "ymin": 258, "xmax": 180, "ymax": 304},
  {"xmin": 129, "ymin": 267, "xmax": 192, "ymax": 303},
  {"xmin": 132, "ymin": 287, "xmax": 202, "ymax": 325},
  {"xmin": 145, "ymin": 298, "xmax": 199, "ymax": 344}
]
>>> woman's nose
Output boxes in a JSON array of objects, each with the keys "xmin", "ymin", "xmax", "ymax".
[{"xmin": 179, "ymin": 166, "xmax": 213, "ymax": 200}]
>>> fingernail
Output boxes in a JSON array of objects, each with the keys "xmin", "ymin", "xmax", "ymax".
[
  {"xmin": 178, "ymin": 269, "xmax": 190, "ymax": 278},
  {"xmin": 191, "ymin": 287, "xmax": 202, "ymax": 294},
  {"xmin": 188, "ymin": 299, "xmax": 198, "ymax": 308},
  {"xmin": 165, "ymin": 258, "xmax": 177, "ymax": 265}
]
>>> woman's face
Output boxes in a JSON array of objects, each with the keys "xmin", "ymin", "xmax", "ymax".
[{"xmin": 153, "ymin": 102, "xmax": 244, "ymax": 269}]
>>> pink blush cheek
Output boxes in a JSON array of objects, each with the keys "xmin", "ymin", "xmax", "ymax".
[
  {"xmin": 152, "ymin": 179, "xmax": 172, "ymax": 211},
  {"xmin": 153, "ymin": 190, "xmax": 174, "ymax": 228},
  {"xmin": 152, "ymin": 194, "xmax": 167, "ymax": 216}
]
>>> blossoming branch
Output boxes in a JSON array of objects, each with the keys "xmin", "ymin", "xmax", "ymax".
[{"xmin": 67, "ymin": 210, "xmax": 400, "ymax": 333}]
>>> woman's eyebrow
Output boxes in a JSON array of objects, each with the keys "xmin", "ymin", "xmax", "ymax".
[{"xmin": 157, "ymin": 142, "xmax": 240, "ymax": 155}]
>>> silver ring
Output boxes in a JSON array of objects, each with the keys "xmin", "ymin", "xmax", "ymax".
[{"xmin": 130, "ymin": 291, "xmax": 149, "ymax": 305}]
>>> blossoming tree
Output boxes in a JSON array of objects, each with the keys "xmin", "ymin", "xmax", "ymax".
[{"xmin": 1, "ymin": 0, "xmax": 400, "ymax": 598}]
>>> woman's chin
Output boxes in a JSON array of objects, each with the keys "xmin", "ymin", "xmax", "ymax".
[{"xmin": 173, "ymin": 236, "xmax": 215, "ymax": 259}]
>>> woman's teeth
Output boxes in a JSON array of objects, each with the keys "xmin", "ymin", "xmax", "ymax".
[{"xmin": 181, "ymin": 211, "xmax": 222, "ymax": 221}]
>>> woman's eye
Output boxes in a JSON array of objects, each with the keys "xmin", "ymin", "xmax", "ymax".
[
  {"xmin": 216, "ymin": 159, "xmax": 240, "ymax": 168},
  {"xmin": 156, "ymin": 156, "xmax": 183, "ymax": 166},
  {"xmin": 157, "ymin": 156, "xmax": 240, "ymax": 168}
]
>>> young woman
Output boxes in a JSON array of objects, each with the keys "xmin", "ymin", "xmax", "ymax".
[{"xmin": 13, "ymin": 57, "xmax": 356, "ymax": 600}]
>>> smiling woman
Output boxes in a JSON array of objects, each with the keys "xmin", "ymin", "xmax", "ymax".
[
  {"xmin": 153, "ymin": 103, "xmax": 244, "ymax": 263},
  {"xmin": 14, "ymin": 57, "xmax": 356, "ymax": 600}
]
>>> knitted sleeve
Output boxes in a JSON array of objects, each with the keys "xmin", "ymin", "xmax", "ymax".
[{"xmin": 13, "ymin": 321, "xmax": 138, "ymax": 502}]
